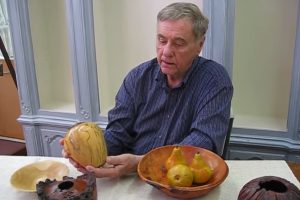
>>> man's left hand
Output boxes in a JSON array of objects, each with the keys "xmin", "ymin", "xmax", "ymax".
[{"xmin": 81, "ymin": 154, "xmax": 144, "ymax": 178}]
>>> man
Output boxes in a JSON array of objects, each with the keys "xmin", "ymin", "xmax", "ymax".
[{"xmin": 63, "ymin": 2, "xmax": 233, "ymax": 178}]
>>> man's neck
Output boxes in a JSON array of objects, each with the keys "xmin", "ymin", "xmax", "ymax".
[{"xmin": 167, "ymin": 76, "xmax": 183, "ymax": 89}]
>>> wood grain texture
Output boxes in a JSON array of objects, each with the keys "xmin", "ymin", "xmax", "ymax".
[
  {"xmin": 0, "ymin": 59, "xmax": 24, "ymax": 139},
  {"xmin": 287, "ymin": 161, "xmax": 300, "ymax": 182}
]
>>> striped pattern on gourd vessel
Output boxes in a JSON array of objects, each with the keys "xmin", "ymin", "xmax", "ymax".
[{"xmin": 64, "ymin": 122, "xmax": 107, "ymax": 167}]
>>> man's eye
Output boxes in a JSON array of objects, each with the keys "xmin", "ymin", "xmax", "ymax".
[
  {"xmin": 159, "ymin": 39, "xmax": 167, "ymax": 44},
  {"xmin": 175, "ymin": 41, "xmax": 185, "ymax": 46}
]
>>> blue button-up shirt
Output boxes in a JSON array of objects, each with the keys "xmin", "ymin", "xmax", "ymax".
[{"xmin": 105, "ymin": 56, "xmax": 233, "ymax": 156}]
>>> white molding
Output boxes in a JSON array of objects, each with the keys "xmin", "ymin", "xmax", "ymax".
[
  {"xmin": 6, "ymin": 0, "xmax": 40, "ymax": 115},
  {"xmin": 18, "ymin": 115, "xmax": 78, "ymax": 127},
  {"xmin": 23, "ymin": 126, "xmax": 43, "ymax": 156},
  {"xmin": 223, "ymin": 0, "xmax": 235, "ymax": 79},
  {"xmin": 66, "ymin": 0, "xmax": 100, "ymax": 121},
  {"xmin": 287, "ymin": 1, "xmax": 300, "ymax": 139},
  {"xmin": 231, "ymin": 133, "xmax": 300, "ymax": 150},
  {"xmin": 229, "ymin": 133, "xmax": 300, "ymax": 162},
  {"xmin": 203, "ymin": 0, "xmax": 233, "ymax": 78},
  {"xmin": 202, "ymin": 0, "xmax": 212, "ymax": 59}
]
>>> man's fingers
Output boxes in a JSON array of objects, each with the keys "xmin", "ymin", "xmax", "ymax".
[
  {"xmin": 87, "ymin": 165, "xmax": 120, "ymax": 178},
  {"xmin": 59, "ymin": 139, "xmax": 88, "ymax": 175},
  {"xmin": 59, "ymin": 138, "xmax": 64, "ymax": 145},
  {"xmin": 77, "ymin": 167, "xmax": 89, "ymax": 174},
  {"xmin": 61, "ymin": 149, "xmax": 68, "ymax": 158},
  {"xmin": 106, "ymin": 155, "xmax": 125, "ymax": 165}
]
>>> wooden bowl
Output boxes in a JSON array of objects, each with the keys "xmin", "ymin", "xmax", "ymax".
[
  {"xmin": 10, "ymin": 160, "xmax": 69, "ymax": 192},
  {"xmin": 137, "ymin": 145, "xmax": 229, "ymax": 199}
]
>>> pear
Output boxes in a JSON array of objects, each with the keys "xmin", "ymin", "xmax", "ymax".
[
  {"xmin": 189, "ymin": 152, "xmax": 213, "ymax": 184},
  {"xmin": 165, "ymin": 146, "xmax": 187, "ymax": 170},
  {"xmin": 167, "ymin": 164, "xmax": 193, "ymax": 187}
]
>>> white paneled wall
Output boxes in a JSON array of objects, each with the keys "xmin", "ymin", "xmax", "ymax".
[{"xmin": 232, "ymin": 0, "xmax": 298, "ymax": 131}]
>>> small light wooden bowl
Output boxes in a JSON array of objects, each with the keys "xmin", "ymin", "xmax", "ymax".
[
  {"xmin": 10, "ymin": 160, "xmax": 69, "ymax": 192},
  {"xmin": 137, "ymin": 145, "xmax": 229, "ymax": 199}
]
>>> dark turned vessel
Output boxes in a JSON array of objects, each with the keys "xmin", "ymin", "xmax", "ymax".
[
  {"xmin": 36, "ymin": 173, "xmax": 97, "ymax": 200},
  {"xmin": 238, "ymin": 176, "xmax": 300, "ymax": 200}
]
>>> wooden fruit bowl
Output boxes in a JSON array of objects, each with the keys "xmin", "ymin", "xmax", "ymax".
[{"xmin": 137, "ymin": 145, "xmax": 229, "ymax": 199}]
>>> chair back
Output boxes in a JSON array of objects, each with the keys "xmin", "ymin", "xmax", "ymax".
[{"xmin": 221, "ymin": 117, "xmax": 234, "ymax": 159}]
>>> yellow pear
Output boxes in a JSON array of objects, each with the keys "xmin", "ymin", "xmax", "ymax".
[
  {"xmin": 167, "ymin": 164, "xmax": 193, "ymax": 187},
  {"xmin": 165, "ymin": 146, "xmax": 187, "ymax": 170},
  {"xmin": 189, "ymin": 152, "xmax": 213, "ymax": 184}
]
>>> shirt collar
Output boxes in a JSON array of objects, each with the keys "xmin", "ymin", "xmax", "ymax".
[{"xmin": 155, "ymin": 56, "xmax": 201, "ymax": 88}]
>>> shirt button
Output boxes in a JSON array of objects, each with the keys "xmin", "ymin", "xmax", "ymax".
[
  {"xmin": 159, "ymin": 135, "xmax": 162, "ymax": 138},
  {"xmin": 167, "ymin": 115, "xmax": 170, "ymax": 118}
]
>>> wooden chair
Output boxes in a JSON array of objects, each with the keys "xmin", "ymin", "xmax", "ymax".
[{"xmin": 221, "ymin": 117, "xmax": 234, "ymax": 159}]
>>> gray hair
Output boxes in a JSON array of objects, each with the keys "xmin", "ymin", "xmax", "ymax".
[{"xmin": 157, "ymin": 2, "xmax": 209, "ymax": 40}]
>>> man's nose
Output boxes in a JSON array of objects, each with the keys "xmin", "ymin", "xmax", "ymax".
[{"xmin": 163, "ymin": 43, "xmax": 173, "ymax": 57}]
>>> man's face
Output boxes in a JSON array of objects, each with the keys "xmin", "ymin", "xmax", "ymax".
[{"xmin": 156, "ymin": 18, "xmax": 204, "ymax": 81}]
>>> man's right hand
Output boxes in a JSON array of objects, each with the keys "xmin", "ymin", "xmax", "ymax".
[{"xmin": 59, "ymin": 138, "xmax": 86, "ymax": 171}]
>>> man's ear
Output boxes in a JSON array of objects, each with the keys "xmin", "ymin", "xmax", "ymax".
[{"xmin": 197, "ymin": 36, "xmax": 205, "ymax": 54}]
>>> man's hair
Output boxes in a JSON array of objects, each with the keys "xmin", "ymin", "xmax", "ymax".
[{"xmin": 157, "ymin": 2, "xmax": 209, "ymax": 40}]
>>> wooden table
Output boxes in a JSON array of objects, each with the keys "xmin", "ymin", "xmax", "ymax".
[
  {"xmin": 1, "ymin": 156, "xmax": 299, "ymax": 200},
  {"xmin": 287, "ymin": 161, "xmax": 300, "ymax": 182}
]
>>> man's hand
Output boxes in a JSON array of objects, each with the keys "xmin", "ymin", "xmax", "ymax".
[
  {"xmin": 85, "ymin": 154, "xmax": 144, "ymax": 178},
  {"xmin": 60, "ymin": 138, "xmax": 143, "ymax": 178},
  {"xmin": 59, "ymin": 138, "xmax": 86, "ymax": 171}
]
